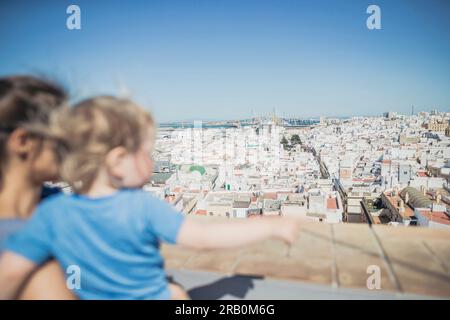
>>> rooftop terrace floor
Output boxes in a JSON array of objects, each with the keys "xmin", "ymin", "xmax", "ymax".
[{"xmin": 162, "ymin": 219, "xmax": 450, "ymax": 299}]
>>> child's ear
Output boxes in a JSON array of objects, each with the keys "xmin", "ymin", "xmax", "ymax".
[
  {"xmin": 7, "ymin": 128, "xmax": 34, "ymax": 159},
  {"xmin": 105, "ymin": 146, "xmax": 128, "ymax": 178}
]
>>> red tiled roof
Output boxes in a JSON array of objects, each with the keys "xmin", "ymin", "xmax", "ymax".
[
  {"xmin": 327, "ymin": 198, "xmax": 338, "ymax": 210},
  {"xmin": 352, "ymin": 178, "xmax": 374, "ymax": 183},
  {"xmin": 264, "ymin": 192, "xmax": 277, "ymax": 200},
  {"xmin": 195, "ymin": 209, "xmax": 207, "ymax": 216},
  {"xmin": 418, "ymin": 172, "xmax": 428, "ymax": 177},
  {"xmin": 418, "ymin": 210, "xmax": 450, "ymax": 226},
  {"xmin": 384, "ymin": 192, "xmax": 415, "ymax": 218}
]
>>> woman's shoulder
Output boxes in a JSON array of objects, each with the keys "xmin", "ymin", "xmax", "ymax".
[{"xmin": 0, "ymin": 219, "xmax": 27, "ymax": 230}]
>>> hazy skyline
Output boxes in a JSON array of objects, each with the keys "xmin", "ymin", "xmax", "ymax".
[{"xmin": 1, "ymin": 0, "xmax": 449, "ymax": 122}]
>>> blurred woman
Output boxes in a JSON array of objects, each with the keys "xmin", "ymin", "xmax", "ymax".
[{"xmin": 0, "ymin": 75, "xmax": 74, "ymax": 299}]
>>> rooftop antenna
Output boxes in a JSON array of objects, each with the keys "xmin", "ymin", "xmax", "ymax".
[
  {"xmin": 272, "ymin": 107, "xmax": 277, "ymax": 124},
  {"xmin": 411, "ymin": 105, "xmax": 414, "ymax": 116}
]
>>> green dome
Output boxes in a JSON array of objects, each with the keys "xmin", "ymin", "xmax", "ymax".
[{"xmin": 189, "ymin": 165, "xmax": 206, "ymax": 176}]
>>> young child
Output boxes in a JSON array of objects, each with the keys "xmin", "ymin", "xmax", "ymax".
[{"xmin": 0, "ymin": 96, "xmax": 301, "ymax": 300}]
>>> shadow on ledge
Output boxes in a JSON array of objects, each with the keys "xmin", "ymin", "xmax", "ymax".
[{"xmin": 187, "ymin": 275, "xmax": 264, "ymax": 300}]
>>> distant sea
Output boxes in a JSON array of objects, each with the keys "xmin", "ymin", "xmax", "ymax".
[
  {"xmin": 159, "ymin": 122, "xmax": 250, "ymax": 129},
  {"xmin": 159, "ymin": 118, "xmax": 326, "ymax": 129}
]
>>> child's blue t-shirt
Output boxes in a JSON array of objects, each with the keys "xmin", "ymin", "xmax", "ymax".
[{"xmin": 5, "ymin": 189, "xmax": 185, "ymax": 300}]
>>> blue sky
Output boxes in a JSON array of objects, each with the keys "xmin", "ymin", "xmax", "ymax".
[{"xmin": 0, "ymin": 0, "xmax": 449, "ymax": 122}]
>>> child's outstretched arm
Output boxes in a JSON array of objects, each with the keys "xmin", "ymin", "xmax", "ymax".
[
  {"xmin": 176, "ymin": 216, "xmax": 300, "ymax": 250},
  {"xmin": 0, "ymin": 251, "xmax": 37, "ymax": 299}
]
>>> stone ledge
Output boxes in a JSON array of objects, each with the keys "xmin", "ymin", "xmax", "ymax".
[{"xmin": 161, "ymin": 218, "xmax": 450, "ymax": 298}]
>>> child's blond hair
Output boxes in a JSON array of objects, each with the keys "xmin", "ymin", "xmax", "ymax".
[{"xmin": 49, "ymin": 96, "xmax": 155, "ymax": 193}]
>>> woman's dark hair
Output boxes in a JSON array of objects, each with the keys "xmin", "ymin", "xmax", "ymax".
[{"xmin": 0, "ymin": 75, "xmax": 67, "ymax": 188}]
